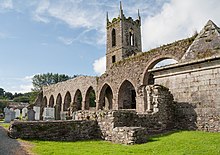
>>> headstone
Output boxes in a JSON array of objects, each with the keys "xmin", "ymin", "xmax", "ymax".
[
  {"xmin": 72, "ymin": 112, "xmax": 78, "ymax": 120},
  {"xmin": 22, "ymin": 107, "xmax": 28, "ymax": 118},
  {"xmin": 33, "ymin": 106, "xmax": 41, "ymax": 120},
  {"xmin": 60, "ymin": 111, "xmax": 67, "ymax": 120},
  {"xmin": 27, "ymin": 109, "xmax": 35, "ymax": 121},
  {"xmin": 10, "ymin": 110, "xmax": 15, "ymax": 120},
  {"xmin": 43, "ymin": 107, "xmax": 55, "ymax": 120},
  {"xmin": 4, "ymin": 107, "xmax": 9, "ymax": 113},
  {"xmin": 14, "ymin": 109, "xmax": 20, "ymax": 119},
  {"xmin": 4, "ymin": 108, "xmax": 12, "ymax": 123}
]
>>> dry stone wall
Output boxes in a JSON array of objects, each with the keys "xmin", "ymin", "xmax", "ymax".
[{"xmin": 8, "ymin": 120, "xmax": 101, "ymax": 141}]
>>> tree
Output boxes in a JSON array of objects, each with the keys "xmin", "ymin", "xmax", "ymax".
[
  {"xmin": 4, "ymin": 92, "xmax": 13, "ymax": 100},
  {"xmin": 0, "ymin": 88, "xmax": 4, "ymax": 97},
  {"xmin": 32, "ymin": 73, "xmax": 73, "ymax": 91}
]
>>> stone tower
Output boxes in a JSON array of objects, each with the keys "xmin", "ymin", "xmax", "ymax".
[{"xmin": 106, "ymin": 2, "xmax": 142, "ymax": 70}]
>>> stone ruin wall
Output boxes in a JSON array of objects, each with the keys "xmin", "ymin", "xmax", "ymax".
[
  {"xmin": 8, "ymin": 120, "xmax": 100, "ymax": 141},
  {"xmin": 150, "ymin": 57, "xmax": 220, "ymax": 132},
  {"xmin": 42, "ymin": 76, "xmax": 97, "ymax": 110},
  {"xmin": 9, "ymin": 84, "xmax": 174, "ymax": 145},
  {"xmin": 97, "ymin": 37, "xmax": 193, "ymax": 113}
]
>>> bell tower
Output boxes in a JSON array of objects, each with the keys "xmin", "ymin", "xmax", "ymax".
[{"xmin": 106, "ymin": 2, "xmax": 142, "ymax": 70}]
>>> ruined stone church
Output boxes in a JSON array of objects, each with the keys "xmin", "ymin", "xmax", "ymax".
[{"xmin": 9, "ymin": 2, "xmax": 220, "ymax": 144}]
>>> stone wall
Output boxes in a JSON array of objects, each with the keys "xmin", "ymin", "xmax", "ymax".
[
  {"xmin": 112, "ymin": 127, "xmax": 148, "ymax": 145},
  {"xmin": 150, "ymin": 56, "xmax": 220, "ymax": 132},
  {"xmin": 98, "ymin": 37, "xmax": 193, "ymax": 112},
  {"xmin": 8, "ymin": 120, "xmax": 101, "ymax": 141}
]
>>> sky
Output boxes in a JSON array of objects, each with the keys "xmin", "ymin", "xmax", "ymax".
[{"xmin": 0, "ymin": 0, "xmax": 220, "ymax": 94}]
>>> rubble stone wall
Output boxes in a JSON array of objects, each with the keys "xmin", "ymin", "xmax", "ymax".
[{"xmin": 8, "ymin": 120, "xmax": 101, "ymax": 141}]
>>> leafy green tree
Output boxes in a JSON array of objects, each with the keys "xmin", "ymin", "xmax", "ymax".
[
  {"xmin": 0, "ymin": 88, "xmax": 5, "ymax": 97},
  {"xmin": 4, "ymin": 92, "xmax": 13, "ymax": 100},
  {"xmin": 13, "ymin": 96, "xmax": 30, "ymax": 103},
  {"xmin": 32, "ymin": 73, "xmax": 74, "ymax": 91},
  {"xmin": 0, "ymin": 100, "xmax": 8, "ymax": 113}
]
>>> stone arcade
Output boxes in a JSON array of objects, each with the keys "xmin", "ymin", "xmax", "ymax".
[{"xmin": 9, "ymin": 3, "xmax": 220, "ymax": 144}]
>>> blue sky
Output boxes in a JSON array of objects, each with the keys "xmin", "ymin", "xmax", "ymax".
[{"xmin": 0, "ymin": 0, "xmax": 219, "ymax": 93}]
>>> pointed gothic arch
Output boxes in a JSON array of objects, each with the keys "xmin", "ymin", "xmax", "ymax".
[
  {"xmin": 41, "ymin": 96, "xmax": 47, "ymax": 120},
  {"xmin": 85, "ymin": 86, "xmax": 96, "ymax": 110},
  {"xmin": 73, "ymin": 89, "xmax": 82, "ymax": 111},
  {"xmin": 112, "ymin": 28, "xmax": 116, "ymax": 47},
  {"xmin": 63, "ymin": 91, "xmax": 71, "ymax": 111},
  {"xmin": 55, "ymin": 93, "xmax": 62, "ymax": 120},
  {"xmin": 49, "ymin": 95, "xmax": 54, "ymax": 107},
  {"xmin": 118, "ymin": 80, "xmax": 136, "ymax": 109},
  {"xmin": 98, "ymin": 83, "xmax": 113, "ymax": 110},
  {"xmin": 129, "ymin": 28, "xmax": 134, "ymax": 46}
]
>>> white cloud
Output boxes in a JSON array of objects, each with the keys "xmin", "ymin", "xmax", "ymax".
[
  {"xmin": 0, "ymin": 0, "xmax": 13, "ymax": 10},
  {"xmin": 19, "ymin": 84, "xmax": 33, "ymax": 93},
  {"xmin": 57, "ymin": 36, "xmax": 73, "ymax": 45},
  {"xmin": 0, "ymin": 75, "xmax": 34, "ymax": 94},
  {"xmin": 93, "ymin": 56, "xmax": 106, "ymax": 75},
  {"xmin": 23, "ymin": 75, "xmax": 34, "ymax": 81},
  {"xmin": 142, "ymin": 0, "xmax": 220, "ymax": 50}
]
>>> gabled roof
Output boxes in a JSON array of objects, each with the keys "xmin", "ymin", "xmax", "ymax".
[{"xmin": 181, "ymin": 20, "xmax": 220, "ymax": 61}]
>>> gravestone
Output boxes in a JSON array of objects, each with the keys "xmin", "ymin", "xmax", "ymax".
[
  {"xmin": 43, "ymin": 107, "xmax": 55, "ymax": 120},
  {"xmin": 4, "ymin": 107, "xmax": 9, "ymax": 113},
  {"xmin": 60, "ymin": 111, "xmax": 67, "ymax": 120},
  {"xmin": 33, "ymin": 106, "xmax": 41, "ymax": 120},
  {"xmin": 4, "ymin": 108, "xmax": 12, "ymax": 123},
  {"xmin": 22, "ymin": 107, "xmax": 28, "ymax": 118},
  {"xmin": 15, "ymin": 109, "xmax": 20, "ymax": 119},
  {"xmin": 10, "ymin": 109, "xmax": 15, "ymax": 120},
  {"xmin": 27, "ymin": 109, "xmax": 35, "ymax": 121},
  {"xmin": 72, "ymin": 112, "xmax": 78, "ymax": 120}
]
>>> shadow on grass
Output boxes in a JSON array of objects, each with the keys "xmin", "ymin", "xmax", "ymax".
[{"xmin": 147, "ymin": 130, "xmax": 186, "ymax": 142}]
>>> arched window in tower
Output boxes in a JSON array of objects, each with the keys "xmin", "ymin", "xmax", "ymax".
[
  {"xmin": 129, "ymin": 29, "xmax": 134, "ymax": 46},
  {"xmin": 112, "ymin": 29, "xmax": 116, "ymax": 47}
]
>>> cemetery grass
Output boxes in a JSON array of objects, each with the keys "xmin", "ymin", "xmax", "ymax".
[
  {"xmin": 0, "ymin": 120, "xmax": 10, "ymax": 129},
  {"xmin": 29, "ymin": 131, "xmax": 220, "ymax": 155}
]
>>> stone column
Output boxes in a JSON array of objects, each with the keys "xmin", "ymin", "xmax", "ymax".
[
  {"xmin": 146, "ymin": 86, "xmax": 153, "ymax": 113},
  {"xmin": 136, "ymin": 85, "xmax": 147, "ymax": 113},
  {"xmin": 82, "ymin": 100, "xmax": 87, "ymax": 110},
  {"xmin": 113, "ymin": 93, "xmax": 119, "ymax": 110}
]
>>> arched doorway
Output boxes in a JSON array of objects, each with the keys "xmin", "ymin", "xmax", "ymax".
[
  {"xmin": 118, "ymin": 80, "xmax": 136, "ymax": 109},
  {"xmin": 99, "ymin": 84, "xmax": 113, "ymax": 110},
  {"xmin": 73, "ymin": 89, "xmax": 82, "ymax": 111},
  {"xmin": 49, "ymin": 95, "xmax": 54, "ymax": 107},
  {"xmin": 85, "ymin": 87, "xmax": 96, "ymax": 110},
  {"xmin": 63, "ymin": 91, "xmax": 71, "ymax": 111},
  {"xmin": 55, "ymin": 94, "xmax": 62, "ymax": 120},
  {"xmin": 143, "ymin": 58, "xmax": 177, "ymax": 85}
]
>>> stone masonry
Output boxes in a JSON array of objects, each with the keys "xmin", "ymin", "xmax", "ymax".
[{"xmin": 14, "ymin": 2, "xmax": 220, "ymax": 145}]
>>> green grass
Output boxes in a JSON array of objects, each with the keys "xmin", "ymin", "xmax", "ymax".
[
  {"xmin": 28, "ymin": 131, "xmax": 220, "ymax": 155},
  {"xmin": 0, "ymin": 120, "xmax": 10, "ymax": 129}
]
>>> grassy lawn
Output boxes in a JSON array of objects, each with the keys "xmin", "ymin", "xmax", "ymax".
[
  {"xmin": 28, "ymin": 131, "xmax": 220, "ymax": 155},
  {"xmin": 0, "ymin": 120, "xmax": 10, "ymax": 129}
]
